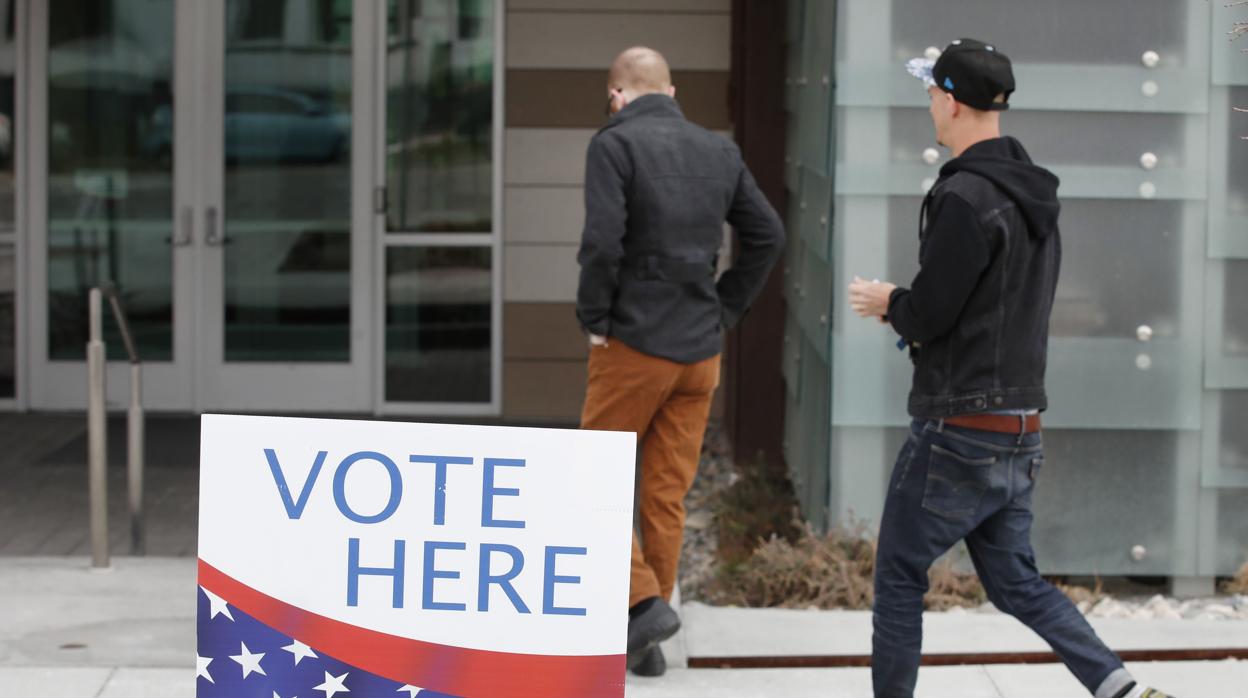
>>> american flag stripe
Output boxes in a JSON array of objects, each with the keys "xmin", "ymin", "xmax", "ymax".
[{"xmin": 198, "ymin": 559, "xmax": 625, "ymax": 698}]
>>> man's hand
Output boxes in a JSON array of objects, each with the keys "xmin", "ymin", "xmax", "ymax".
[
  {"xmin": 589, "ymin": 333, "xmax": 609, "ymax": 348},
  {"xmin": 848, "ymin": 276, "xmax": 897, "ymax": 321}
]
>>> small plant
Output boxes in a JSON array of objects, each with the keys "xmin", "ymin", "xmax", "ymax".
[
  {"xmin": 1220, "ymin": 562, "xmax": 1248, "ymax": 594},
  {"xmin": 712, "ymin": 454, "xmax": 803, "ymax": 568},
  {"xmin": 1053, "ymin": 576, "xmax": 1108, "ymax": 610}
]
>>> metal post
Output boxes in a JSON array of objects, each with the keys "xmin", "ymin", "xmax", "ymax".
[
  {"xmin": 128, "ymin": 363, "xmax": 145, "ymax": 555},
  {"xmin": 105, "ymin": 288, "xmax": 144, "ymax": 556},
  {"xmin": 87, "ymin": 288, "xmax": 109, "ymax": 569}
]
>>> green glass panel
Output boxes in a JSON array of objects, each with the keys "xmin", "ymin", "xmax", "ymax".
[
  {"xmin": 782, "ymin": 311, "xmax": 801, "ymax": 401},
  {"xmin": 223, "ymin": 0, "xmax": 353, "ymax": 362},
  {"xmin": 891, "ymin": 0, "xmax": 1189, "ymax": 67},
  {"xmin": 797, "ymin": 251, "xmax": 832, "ymax": 364},
  {"xmin": 386, "ymin": 0, "xmax": 494, "ymax": 233},
  {"xmin": 797, "ymin": 0, "xmax": 834, "ymax": 177},
  {"xmin": 1216, "ymin": 489, "xmax": 1248, "ymax": 574},
  {"xmin": 1030, "ymin": 429, "xmax": 1199, "ymax": 576},
  {"xmin": 1212, "ymin": 0, "xmax": 1248, "ymax": 86},
  {"xmin": 838, "ymin": 65, "xmax": 1208, "ymax": 114},
  {"xmin": 799, "ymin": 171, "xmax": 832, "ymax": 262},
  {"xmin": 799, "ymin": 345, "xmax": 831, "ymax": 526},
  {"xmin": 1216, "ymin": 391, "xmax": 1248, "ymax": 478},
  {"xmin": 47, "ymin": 0, "xmax": 175, "ymax": 361},
  {"xmin": 385, "ymin": 246, "xmax": 491, "ymax": 403},
  {"xmin": 1224, "ymin": 260, "xmax": 1248, "ymax": 360}
]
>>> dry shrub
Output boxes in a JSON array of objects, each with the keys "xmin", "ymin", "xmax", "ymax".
[
  {"xmin": 705, "ymin": 524, "xmax": 875, "ymax": 609},
  {"xmin": 1053, "ymin": 576, "xmax": 1107, "ymax": 609},
  {"xmin": 700, "ymin": 522, "xmax": 987, "ymax": 611},
  {"xmin": 712, "ymin": 457, "xmax": 803, "ymax": 568},
  {"xmin": 1221, "ymin": 562, "xmax": 1248, "ymax": 594},
  {"xmin": 926, "ymin": 559, "xmax": 987, "ymax": 611}
]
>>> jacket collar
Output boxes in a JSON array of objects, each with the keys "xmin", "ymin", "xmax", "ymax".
[{"xmin": 602, "ymin": 93, "xmax": 685, "ymax": 131}]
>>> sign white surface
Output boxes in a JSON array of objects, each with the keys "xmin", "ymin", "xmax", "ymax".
[{"xmin": 198, "ymin": 414, "xmax": 636, "ymax": 657}]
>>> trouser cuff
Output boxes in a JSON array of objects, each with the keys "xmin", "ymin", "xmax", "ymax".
[{"xmin": 1094, "ymin": 667, "xmax": 1134, "ymax": 698}]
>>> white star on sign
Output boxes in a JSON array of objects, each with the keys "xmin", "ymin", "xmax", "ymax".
[
  {"xmin": 273, "ymin": 692, "xmax": 296, "ymax": 698},
  {"xmin": 196, "ymin": 655, "xmax": 214, "ymax": 683},
  {"xmin": 200, "ymin": 587, "xmax": 235, "ymax": 621},
  {"xmin": 283, "ymin": 639, "xmax": 318, "ymax": 665},
  {"xmin": 314, "ymin": 671, "xmax": 350, "ymax": 697},
  {"xmin": 230, "ymin": 641, "xmax": 267, "ymax": 679},
  {"xmin": 397, "ymin": 686, "xmax": 423, "ymax": 697}
]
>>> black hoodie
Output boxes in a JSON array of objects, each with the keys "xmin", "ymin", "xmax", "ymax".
[{"xmin": 887, "ymin": 136, "xmax": 1063, "ymax": 417}]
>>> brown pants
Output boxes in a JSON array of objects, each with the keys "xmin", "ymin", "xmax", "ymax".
[{"xmin": 579, "ymin": 340, "xmax": 720, "ymax": 608}]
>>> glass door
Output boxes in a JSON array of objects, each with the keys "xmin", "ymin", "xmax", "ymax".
[
  {"xmin": 27, "ymin": 0, "xmax": 195, "ymax": 410},
  {"xmin": 193, "ymin": 0, "xmax": 372, "ymax": 412},
  {"xmin": 28, "ymin": 0, "xmax": 374, "ymax": 413},
  {"xmin": 377, "ymin": 0, "xmax": 501, "ymax": 415}
]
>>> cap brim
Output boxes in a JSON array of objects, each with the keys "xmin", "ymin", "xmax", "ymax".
[{"xmin": 905, "ymin": 57, "xmax": 936, "ymax": 88}]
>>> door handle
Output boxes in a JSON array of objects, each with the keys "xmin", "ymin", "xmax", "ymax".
[
  {"xmin": 166, "ymin": 206, "xmax": 194, "ymax": 246},
  {"xmin": 204, "ymin": 206, "xmax": 231, "ymax": 246}
]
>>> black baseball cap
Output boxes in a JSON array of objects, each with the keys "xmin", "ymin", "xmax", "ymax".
[{"xmin": 906, "ymin": 38, "xmax": 1015, "ymax": 111}]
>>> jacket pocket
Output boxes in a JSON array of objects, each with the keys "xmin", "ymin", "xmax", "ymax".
[{"xmin": 922, "ymin": 444, "xmax": 995, "ymax": 519}]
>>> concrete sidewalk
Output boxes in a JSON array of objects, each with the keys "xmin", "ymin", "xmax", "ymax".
[{"xmin": 1, "ymin": 557, "xmax": 1244, "ymax": 696}]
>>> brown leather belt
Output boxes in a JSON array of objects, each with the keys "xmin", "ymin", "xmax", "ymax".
[{"xmin": 944, "ymin": 413, "xmax": 1041, "ymax": 434}]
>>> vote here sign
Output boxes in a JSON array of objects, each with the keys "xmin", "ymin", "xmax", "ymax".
[{"xmin": 195, "ymin": 415, "xmax": 636, "ymax": 698}]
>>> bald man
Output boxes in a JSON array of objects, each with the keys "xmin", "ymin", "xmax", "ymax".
[{"xmin": 577, "ymin": 47, "xmax": 785, "ymax": 676}]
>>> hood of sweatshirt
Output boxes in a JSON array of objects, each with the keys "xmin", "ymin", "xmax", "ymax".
[{"xmin": 940, "ymin": 136, "xmax": 1061, "ymax": 238}]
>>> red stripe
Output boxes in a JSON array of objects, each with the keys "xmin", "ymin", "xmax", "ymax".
[{"xmin": 198, "ymin": 559, "xmax": 625, "ymax": 698}]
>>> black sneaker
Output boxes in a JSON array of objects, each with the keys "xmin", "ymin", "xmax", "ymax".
[
  {"xmin": 626, "ymin": 598, "xmax": 681, "ymax": 670},
  {"xmin": 630, "ymin": 645, "xmax": 666, "ymax": 677}
]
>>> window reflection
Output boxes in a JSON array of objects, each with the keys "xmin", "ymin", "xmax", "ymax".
[
  {"xmin": 1229, "ymin": 88, "xmax": 1248, "ymax": 216},
  {"xmin": 386, "ymin": 0, "xmax": 494, "ymax": 233},
  {"xmin": 222, "ymin": 0, "xmax": 353, "ymax": 362},
  {"xmin": 1226, "ymin": 261, "xmax": 1248, "ymax": 358},
  {"xmin": 386, "ymin": 246, "xmax": 491, "ymax": 403},
  {"xmin": 1220, "ymin": 392, "xmax": 1248, "ymax": 473},
  {"xmin": 47, "ymin": 0, "xmax": 175, "ymax": 361}
]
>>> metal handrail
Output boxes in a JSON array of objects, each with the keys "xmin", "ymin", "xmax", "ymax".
[{"xmin": 87, "ymin": 286, "xmax": 146, "ymax": 569}]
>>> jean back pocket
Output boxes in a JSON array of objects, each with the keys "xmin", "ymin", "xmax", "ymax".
[{"xmin": 922, "ymin": 444, "xmax": 996, "ymax": 519}]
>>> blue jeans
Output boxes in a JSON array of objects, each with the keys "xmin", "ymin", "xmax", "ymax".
[{"xmin": 871, "ymin": 419, "xmax": 1128, "ymax": 698}]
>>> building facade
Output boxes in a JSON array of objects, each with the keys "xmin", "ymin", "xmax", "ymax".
[
  {"xmin": 2, "ymin": 0, "xmax": 1245, "ymax": 583},
  {"xmin": 783, "ymin": 0, "xmax": 1248, "ymax": 582},
  {"xmin": 0, "ymin": 0, "xmax": 735, "ymax": 421}
]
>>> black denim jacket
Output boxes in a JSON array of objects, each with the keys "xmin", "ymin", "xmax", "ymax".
[
  {"xmin": 575, "ymin": 94, "xmax": 785, "ymax": 364},
  {"xmin": 888, "ymin": 137, "xmax": 1062, "ymax": 417}
]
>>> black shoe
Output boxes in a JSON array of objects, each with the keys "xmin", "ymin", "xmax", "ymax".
[
  {"xmin": 630, "ymin": 645, "xmax": 666, "ymax": 677},
  {"xmin": 626, "ymin": 597, "xmax": 681, "ymax": 670}
]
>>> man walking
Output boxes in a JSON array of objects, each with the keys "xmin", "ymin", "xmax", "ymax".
[
  {"xmin": 848, "ymin": 39, "xmax": 1172, "ymax": 698},
  {"xmin": 577, "ymin": 47, "xmax": 785, "ymax": 677}
]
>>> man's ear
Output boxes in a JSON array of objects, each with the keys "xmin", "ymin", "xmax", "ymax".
[
  {"xmin": 947, "ymin": 94, "xmax": 961, "ymax": 119},
  {"xmin": 667, "ymin": 85, "xmax": 677, "ymax": 98}
]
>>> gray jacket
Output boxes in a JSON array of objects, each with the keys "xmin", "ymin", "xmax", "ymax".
[{"xmin": 576, "ymin": 94, "xmax": 785, "ymax": 364}]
